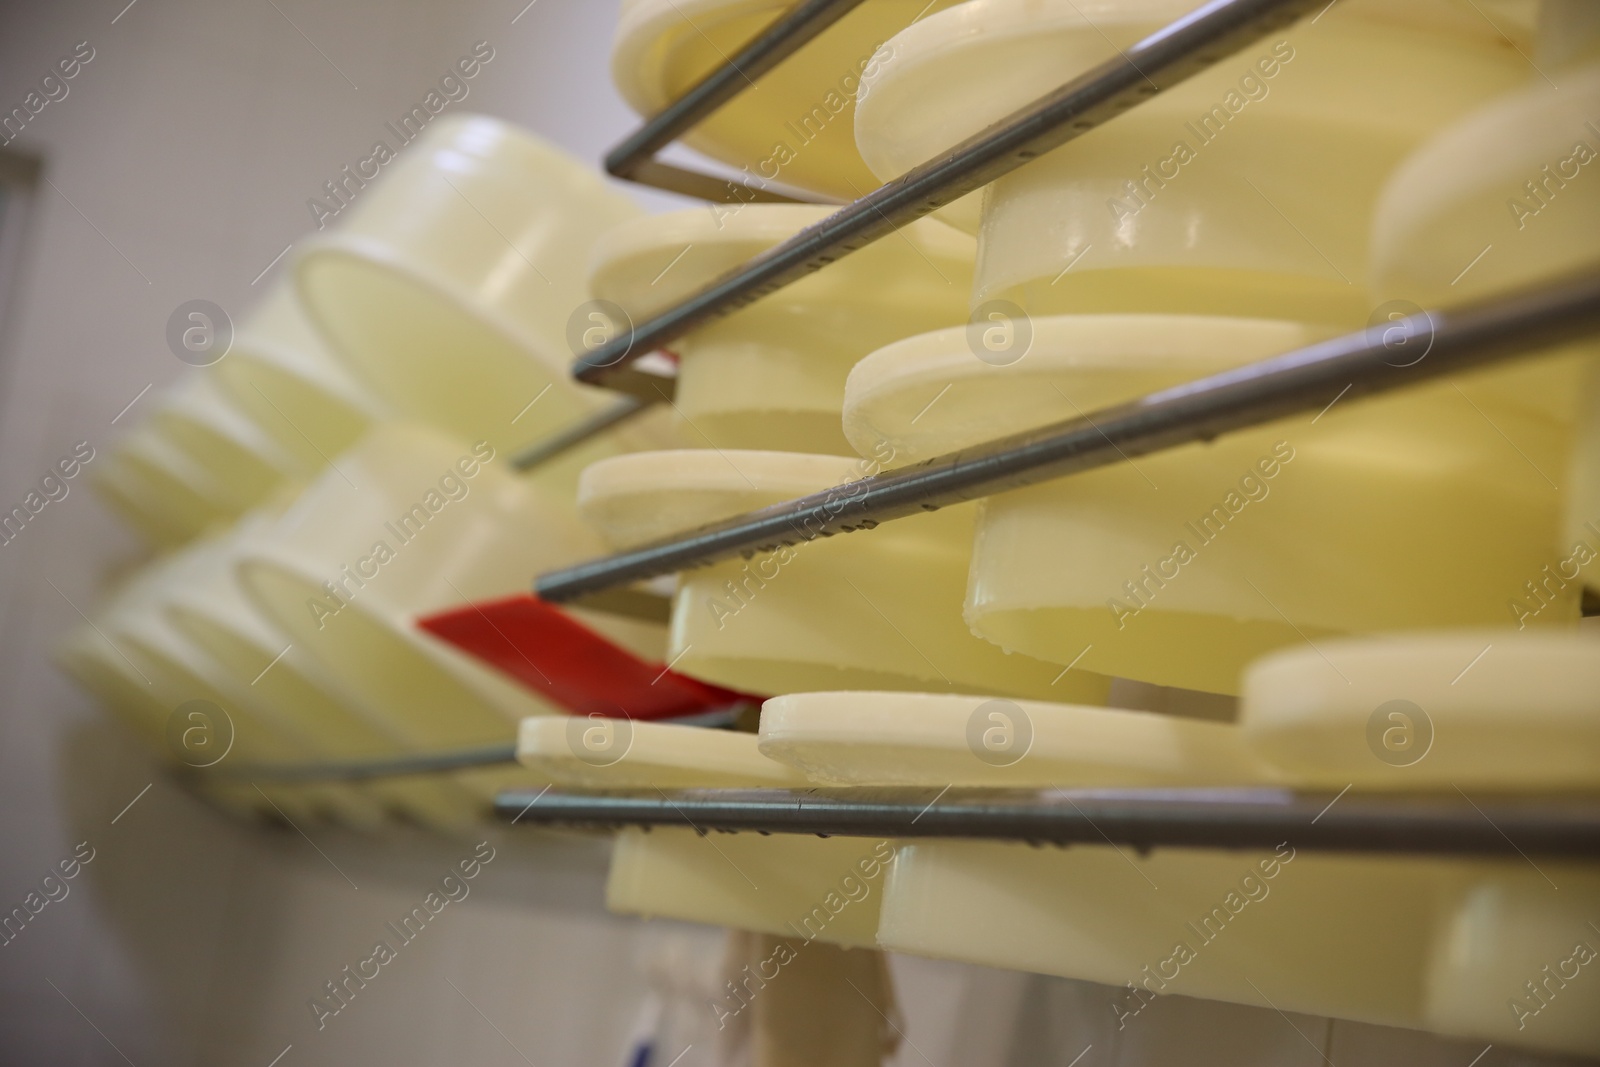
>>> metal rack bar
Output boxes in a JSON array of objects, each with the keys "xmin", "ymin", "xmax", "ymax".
[
  {"xmin": 575, "ymin": 0, "xmax": 1322, "ymax": 389},
  {"xmin": 604, "ymin": 0, "xmax": 865, "ymax": 204},
  {"xmin": 205, "ymin": 743, "xmax": 520, "ymax": 783},
  {"xmin": 510, "ymin": 397, "xmax": 648, "ymax": 472},
  {"xmin": 536, "ymin": 270, "xmax": 1600, "ymax": 602},
  {"xmin": 493, "ymin": 786, "xmax": 1600, "ymax": 858}
]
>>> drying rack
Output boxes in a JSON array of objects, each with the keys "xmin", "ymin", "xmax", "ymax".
[{"xmin": 203, "ymin": 0, "xmax": 1600, "ymax": 858}]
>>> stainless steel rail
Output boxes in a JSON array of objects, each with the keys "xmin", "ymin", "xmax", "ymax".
[
  {"xmin": 603, "ymin": 0, "xmax": 866, "ymax": 204},
  {"xmin": 536, "ymin": 270, "xmax": 1600, "ymax": 602},
  {"xmin": 493, "ymin": 785, "xmax": 1600, "ymax": 857},
  {"xmin": 575, "ymin": 0, "xmax": 1322, "ymax": 392}
]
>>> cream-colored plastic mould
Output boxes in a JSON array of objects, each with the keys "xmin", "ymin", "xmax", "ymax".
[
  {"xmin": 517, "ymin": 716, "xmax": 809, "ymax": 789},
  {"xmin": 588, "ymin": 206, "xmax": 973, "ymax": 455},
  {"xmin": 1241, "ymin": 630, "xmax": 1600, "ymax": 790},
  {"xmin": 759, "ymin": 691, "xmax": 1272, "ymax": 787},
  {"xmin": 611, "ymin": 0, "xmax": 963, "ymax": 202},
  {"xmin": 876, "ymin": 841, "xmax": 1598, "ymax": 1056},
  {"xmin": 68, "ymin": 548, "xmax": 383, "ymax": 826},
  {"xmin": 235, "ymin": 422, "xmax": 665, "ymax": 800},
  {"xmin": 148, "ymin": 371, "xmax": 300, "ymax": 511},
  {"xmin": 855, "ymin": 0, "xmax": 1528, "ymax": 324},
  {"xmin": 843, "ymin": 316, "xmax": 1573, "ymax": 694},
  {"xmin": 577, "ymin": 448, "xmax": 1109, "ymax": 703},
  {"xmin": 558, "ymin": 718, "xmax": 891, "ymax": 947},
  {"xmin": 92, "ymin": 370, "xmax": 300, "ymax": 547},
  {"xmin": 90, "ymin": 430, "xmax": 234, "ymax": 547},
  {"xmin": 1372, "ymin": 62, "xmax": 1600, "ymax": 580},
  {"xmin": 294, "ymin": 114, "xmax": 673, "ymax": 470},
  {"xmin": 213, "ymin": 282, "xmax": 388, "ymax": 475},
  {"xmin": 165, "ymin": 518, "xmax": 482, "ymax": 831}
]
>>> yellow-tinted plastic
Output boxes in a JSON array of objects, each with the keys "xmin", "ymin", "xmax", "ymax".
[
  {"xmin": 90, "ymin": 435, "xmax": 234, "ymax": 548},
  {"xmin": 876, "ymin": 839, "xmax": 1596, "ymax": 1055},
  {"xmin": 82, "ymin": 548, "xmax": 382, "ymax": 825},
  {"xmin": 577, "ymin": 449, "xmax": 1110, "ymax": 702},
  {"xmin": 608, "ymin": 828, "xmax": 892, "ymax": 949},
  {"xmin": 587, "ymin": 207, "xmax": 973, "ymax": 455},
  {"xmin": 844, "ymin": 316, "xmax": 1573, "ymax": 694},
  {"xmin": 1424, "ymin": 862, "xmax": 1600, "ymax": 1056},
  {"xmin": 294, "ymin": 114, "xmax": 658, "ymax": 460},
  {"xmin": 611, "ymin": 0, "xmax": 963, "ymax": 201},
  {"xmin": 856, "ymin": 0, "xmax": 1527, "ymax": 325},
  {"xmin": 1240, "ymin": 630, "xmax": 1600, "ymax": 790},
  {"xmin": 166, "ymin": 519, "xmax": 482, "ymax": 831},
  {"xmin": 517, "ymin": 716, "xmax": 809, "ymax": 789},
  {"xmin": 759, "ymin": 691, "xmax": 1273, "ymax": 787},
  {"xmin": 235, "ymin": 423, "xmax": 665, "ymax": 800},
  {"xmin": 1371, "ymin": 63, "xmax": 1600, "ymax": 577},
  {"xmin": 213, "ymin": 281, "xmax": 389, "ymax": 475}
]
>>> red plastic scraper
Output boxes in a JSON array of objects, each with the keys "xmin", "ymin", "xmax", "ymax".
[{"xmin": 417, "ymin": 593, "xmax": 756, "ymax": 721}]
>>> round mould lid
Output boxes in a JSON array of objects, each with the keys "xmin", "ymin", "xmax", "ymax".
[
  {"xmin": 588, "ymin": 206, "xmax": 975, "ymax": 320},
  {"xmin": 758, "ymin": 690, "xmax": 1274, "ymax": 787},
  {"xmin": 611, "ymin": 0, "xmax": 965, "ymax": 200},
  {"xmin": 843, "ymin": 315, "xmax": 1321, "ymax": 464},
  {"xmin": 578, "ymin": 448, "xmax": 864, "ymax": 548},
  {"xmin": 518, "ymin": 716, "xmax": 809, "ymax": 788},
  {"xmin": 1241, "ymin": 629, "xmax": 1600, "ymax": 788}
]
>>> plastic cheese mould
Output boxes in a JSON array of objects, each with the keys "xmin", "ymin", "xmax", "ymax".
[
  {"xmin": 1370, "ymin": 55, "xmax": 1600, "ymax": 583},
  {"xmin": 63, "ymin": 546, "xmax": 380, "ymax": 826},
  {"xmin": 856, "ymin": 0, "xmax": 1532, "ymax": 326},
  {"xmin": 233, "ymin": 422, "xmax": 666, "ymax": 800},
  {"xmin": 211, "ymin": 280, "xmax": 391, "ymax": 477},
  {"xmin": 585, "ymin": 205, "xmax": 974, "ymax": 456},
  {"xmin": 292, "ymin": 114, "xmax": 677, "ymax": 476},
  {"xmin": 91, "ymin": 372, "xmax": 303, "ymax": 544},
  {"xmin": 610, "ymin": 0, "xmax": 966, "ymax": 201},
  {"xmin": 90, "ymin": 428, "xmax": 240, "ymax": 547},
  {"xmin": 844, "ymin": 314, "xmax": 1569, "ymax": 694},
  {"xmin": 528, "ymin": 717, "xmax": 891, "ymax": 949},
  {"xmin": 877, "ymin": 841, "xmax": 1599, "ymax": 1056},
  {"xmin": 1240, "ymin": 630, "xmax": 1600, "ymax": 789},
  {"xmin": 164, "ymin": 516, "xmax": 482, "ymax": 832},
  {"xmin": 759, "ymin": 690, "xmax": 1272, "ymax": 787},
  {"xmin": 759, "ymin": 639, "xmax": 1596, "ymax": 1053},
  {"xmin": 149, "ymin": 373, "xmax": 301, "ymax": 508},
  {"xmin": 576, "ymin": 448, "xmax": 1110, "ymax": 703}
]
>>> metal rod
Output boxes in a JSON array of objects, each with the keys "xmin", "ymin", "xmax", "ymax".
[
  {"xmin": 605, "ymin": 0, "xmax": 870, "ymax": 203},
  {"xmin": 576, "ymin": 0, "xmax": 1321, "ymax": 384},
  {"xmin": 494, "ymin": 786, "xmax": 1600, "ymax": 857},
  {"xmin": 192, "ymin": 708, "xmax": 751, "ymax": 783},
  {"xmin": 510, "ymin": 397, "xmax": 649, "ymax": 472},
  {"xmin": 537, "ymin": 270, "xmax": 1600, "ymax": 602},
  {"xmin": 205, "ymin": 744, "xmax": 520, "ymax": 783}
]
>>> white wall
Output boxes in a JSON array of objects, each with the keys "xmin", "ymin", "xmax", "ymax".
[{"xmin": 0, "ymin": 1, "xmax": 683, "ymax": 1062}]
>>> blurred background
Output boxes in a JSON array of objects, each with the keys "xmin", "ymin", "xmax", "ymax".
[{"xmin": 1, "ymin": 1, "xmax": 1594, "ymax": 1064}]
